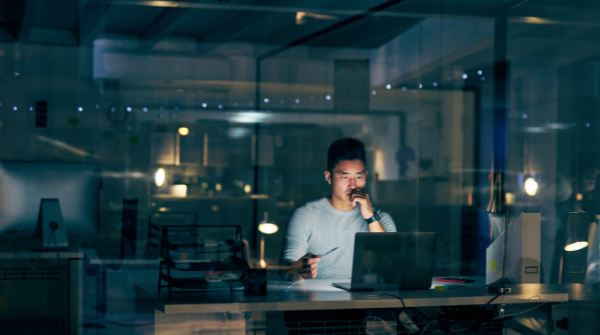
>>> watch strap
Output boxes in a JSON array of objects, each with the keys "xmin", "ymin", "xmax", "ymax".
[{"xmin": 365, "ymin": 212, "xmax": 380, "ymax": 224}]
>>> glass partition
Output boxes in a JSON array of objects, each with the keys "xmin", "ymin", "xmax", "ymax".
[{"xmin": 0, "ymin": 0, "xmax": 599, "ymax": 333}]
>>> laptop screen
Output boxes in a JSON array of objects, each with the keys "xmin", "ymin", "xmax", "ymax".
[{"xmin": 349, "ymin": 232, "xmax": 436, "ymax": 290}]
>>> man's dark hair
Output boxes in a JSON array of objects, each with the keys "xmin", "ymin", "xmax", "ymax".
[{"xmin": 327, "ymin": 138, "xmax": 367, "ymax": 172}]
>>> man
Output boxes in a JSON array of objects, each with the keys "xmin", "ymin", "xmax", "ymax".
[{"xmin": 281, "ymin": 138, "xmax": 396, "ymax": 280}]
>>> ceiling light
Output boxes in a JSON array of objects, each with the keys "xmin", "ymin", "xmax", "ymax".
[
  {"xmin": 386, "ymin": 84, "xmax": 391, "ymax": 89},
  {"xmin": 147, "ymin": 1, "xmax": 179, "ymax": 8},
  {"xmin": 516, "ymin": 17, "xmax": 556, "ymax": 25},
  {"xmin": 296, "ymin": 11, "xmax": 337, "ymax": 25},
  {"xmin": 524, "ymin": 178, "xmax": 538, "ymax": 196},
  {"xmin": 155, "ymin": 168, "xmax": 166, "ymax": 187},
  {"xmin": 178, "ymin": 127, "xmax": 189, "ymax": 136}
]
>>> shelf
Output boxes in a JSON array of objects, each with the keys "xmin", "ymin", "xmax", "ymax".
[
  {"xmin": 159, "ymin": 274, "xmax": 244, "ymax": 291},
  {"xmin": 158, "ymin": 225, "xmax": 247, "ymax": 298}
]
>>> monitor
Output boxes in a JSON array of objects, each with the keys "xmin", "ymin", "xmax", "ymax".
[{"xmin": 0, "ymin": 162, "xmax": 99, "ymax": 246}]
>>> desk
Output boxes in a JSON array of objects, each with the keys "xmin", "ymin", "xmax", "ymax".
[
  {"xmin": 83, "ymin": 247, "xmax": 160, "ymax": 331},
  {"xmin": 134, "ymin": 276, "xmax": 569, "ymax": 334},
  {"xmin": 0, "ymin": 243, "xmax": 84, "ymax": 335}
]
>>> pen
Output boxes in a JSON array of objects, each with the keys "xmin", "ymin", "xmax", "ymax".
[{"xmin": 320, "ymin": 246, "xmax": 339, "ymax": 257}]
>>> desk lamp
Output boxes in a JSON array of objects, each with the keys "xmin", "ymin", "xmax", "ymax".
[
  {"xmin": 257, "ymin": 212, "xmax": 278, "ymax": 268},
  {"xmin": 486, "ymin": 172, "xmax": 514, "ymax": 293},
  {"xmin": 564, "ymin": 212, "xmax": 589, "ymax": 252}
]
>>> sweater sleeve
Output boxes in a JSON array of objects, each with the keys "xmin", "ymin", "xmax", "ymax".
[
  {"xmin": 376, "ymin": 209, "xmax": 397, "ymax": 232},
  {"xmin": 281, "ymin": 204, "xmax": 313, "ymax": 264}
]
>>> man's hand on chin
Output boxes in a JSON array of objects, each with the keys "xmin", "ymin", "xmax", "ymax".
[{"xmin": 350, "ymin": 188, "xmax": 374, "ymax": 219}]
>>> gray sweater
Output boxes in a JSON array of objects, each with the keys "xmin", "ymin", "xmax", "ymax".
[{"xmin": 281, "ymin": 197, "xmax": 396, "ymax": 279}]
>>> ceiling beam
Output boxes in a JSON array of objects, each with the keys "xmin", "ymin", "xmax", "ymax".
[
  {"xmin": 19, "ymin": 0, "xmax": 38, "ymax": 42},
  {"xmin": 78, "ymin": 0, "xmax": 115, "ymax": 45},
  {"xmin": 2, "ymin": 0, "xmax": 27, "ymax": 41},
  {"xmin": 138, "ymin": 0, "xmax": 203, "ymax": 49}
]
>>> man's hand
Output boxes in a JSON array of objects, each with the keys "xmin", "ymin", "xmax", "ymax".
[
  {"xmin": 350, "ymin": 188, "xmax": 374, "ymax": 220},
  {"xmin": 287, "ymin": 253, "xmax": 320, "ymax": 281}
]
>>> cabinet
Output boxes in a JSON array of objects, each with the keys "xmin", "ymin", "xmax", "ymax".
[{"xmin": 158, "ymin": 225, "xmax": 247, "ymax": 298}]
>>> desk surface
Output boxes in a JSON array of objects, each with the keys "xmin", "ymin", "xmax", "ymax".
[
  {"xmin": 135, "ymin": 276, "xmax": 569, "ymax": 314},
  {"xmin": 0, "ymin": 242, "xmax": 84, "ymax": 259}
]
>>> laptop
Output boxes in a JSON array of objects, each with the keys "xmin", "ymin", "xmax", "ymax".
[{"xmin": 332, "ymin": 232, "xmax": 436, "ymax": 291}]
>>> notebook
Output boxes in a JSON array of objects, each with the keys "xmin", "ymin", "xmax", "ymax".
[{"xmin": 332, "ymin": 232, "xmax": 436, "ymax": 291}]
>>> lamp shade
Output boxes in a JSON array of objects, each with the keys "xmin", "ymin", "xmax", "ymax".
[
  {"xmin": 258, "ymin": 211, "xmax": 278, "ymax": 234},
  {"xmin": 258, "ymin": 223, "xmax": 278, "ymax": 234},
  {"xmin": 487, "ymin": 172, "xmax": 506, "ymax": 214},
  {"xmin": 564, "ymin": 212, "xmax": 589, "ymax": 252}
]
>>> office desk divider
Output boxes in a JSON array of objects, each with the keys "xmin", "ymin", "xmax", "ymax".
[{"xmin": 158, "ymin": 225, "xmax": 248, "ymax": 299}]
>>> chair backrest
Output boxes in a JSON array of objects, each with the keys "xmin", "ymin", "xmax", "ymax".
[{"xmin": 147, "ymin": 211, "xmax": 198, "ymax": 258}]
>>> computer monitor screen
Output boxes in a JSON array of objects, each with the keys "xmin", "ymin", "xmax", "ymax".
[{"xmin": 0, "ymin": 162, "xmax": 99, "ymax": 239}]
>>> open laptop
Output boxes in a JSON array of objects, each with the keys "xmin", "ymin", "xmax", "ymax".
[{"xmin": 332, "ymin": 232, "xmax": 436, "ymax": 291}]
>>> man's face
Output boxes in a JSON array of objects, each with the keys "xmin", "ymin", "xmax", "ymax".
[{"xmin": 324, "ymin": 159, "xmax": 367, "ymax": 206}]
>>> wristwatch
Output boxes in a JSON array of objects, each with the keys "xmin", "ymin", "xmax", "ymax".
[{"xmin": 365, "ymin": 212, "xmax": 380, "ymax": 224}]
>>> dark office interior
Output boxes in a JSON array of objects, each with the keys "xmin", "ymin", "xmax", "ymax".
[{"xmin": 0, "ymin": 0, "xmax": 599, "ymax": 334}]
